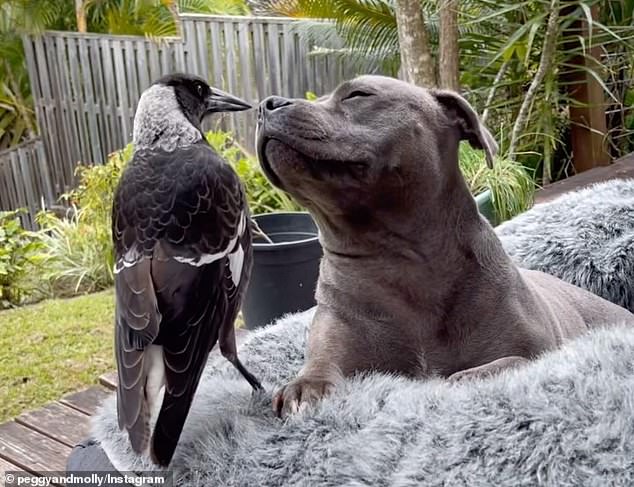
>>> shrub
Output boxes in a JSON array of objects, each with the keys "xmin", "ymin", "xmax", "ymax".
[
  {"xmin": 36, "ymin": 208, "xmax": 115, "ymax": 296},
  {"xmin": 0, "ymin": 210, "xmax": 43, "ymax": 308},
  {"xmin": 36, "ymin": 145, "xmax": 130, "ymax": 296},
  {"xmin": 205, "ymin": 131, "xmax": 302, "ymax": 214},
  {"xmin": 459, "ymin": 143, "xmax": 535, "ymax": 223}
]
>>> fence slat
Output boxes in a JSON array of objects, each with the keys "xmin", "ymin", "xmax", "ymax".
[
  {"xmin": 112, "ymin": 40, "xmax": 131, "ymax": 143},
  {"xmin": 147, "ymin": 40, "xmax": 161, "ymax": 82},
  {"xmin": 252, "ymin": 23, "xmax": 266, "ymax": 99},
  {"xmin": 223, "ymin": 21, "xmax": 238, "ymax": 136},
  {"xmin": 209, "ymin": 21, "xmax": 224, "ymax": 90},
  {"xmin": 9, "ymin": 153, "xmax": 27, "ymax": 214},
  {"xmin": 124, "ymin": 39, "xmax": 140, "ymax": 117},
  {"xmin": 36, "ymin": 140, "xmax": 55, "ymax": 204},
  {"xmin": 267, "ymin": 23, "xmax": 282, "ymax": 95},
  {"xmin": 79, "ymin": 37, "xmax": 102, "ymax": 164},
  {"xmin": 136, "ymin": 42, "xmax": 150, "ymax": 93},
  {"xmin": 195, "ymin": 21, "xmax": 208, "ymax": 78},
  {"xmin": 0, "ymin": 139, "xmax": 54, "ymax": 228},
  {"xmin": 68, "ymin": 38, "xmax": 91, "ymax": 166},
  {"xmin": 55, "ymin": 36, "xmax": 78, "ymax": 182},
  {"xmin": 282, "ymin": 24, "xmax": 295, "ymax": 97},
  {"xmin": 90, "ymin": 38, "xmax": 110, "ymax": 157},
  {"xmin": 34, "ymin": 36, "xmax": 66, "ymax": 193},
  {"xmin": 174, "ymin": 40, "xmax": 186, "ymax": 72},
  {"xmin": 18, "ymin": 148, "xmax": 38, "ymax": 227}
]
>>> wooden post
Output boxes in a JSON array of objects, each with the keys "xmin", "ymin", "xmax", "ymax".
[{"xmin": 563, "ymin": 4, "xmax": 610, "ymax": 173}]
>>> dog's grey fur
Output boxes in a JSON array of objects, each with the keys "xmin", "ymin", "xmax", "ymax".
[
  {"xmin": 255, "ymin": 75, "xmax": 634, "ymax": 415},
  {"xmin": 497, "ymin": 179, "xmax": 634, "ymax": 313}
]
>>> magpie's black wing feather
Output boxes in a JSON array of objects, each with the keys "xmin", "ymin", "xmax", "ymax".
[{"xmin": 113, "ymin": 140, "xmax": 252, "ymax": 465}]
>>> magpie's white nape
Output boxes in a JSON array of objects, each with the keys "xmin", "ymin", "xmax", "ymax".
[{"xmin": 132, "ymin": 73, "xmax": 251, "ymax": 153}]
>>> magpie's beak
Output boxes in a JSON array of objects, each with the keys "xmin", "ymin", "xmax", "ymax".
[{"xmin": 207, "ymin": 89, "xmax": 252, "ymax": 113}]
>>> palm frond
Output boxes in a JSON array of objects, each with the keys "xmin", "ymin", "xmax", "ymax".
[{"xmin": 179, "ymin": 0, "xmax": 250, "ymax": 15}]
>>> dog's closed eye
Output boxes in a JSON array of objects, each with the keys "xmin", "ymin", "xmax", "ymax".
[{"xmin": 342, "ymin": 90, "xmax": 374, "ymax": 101}]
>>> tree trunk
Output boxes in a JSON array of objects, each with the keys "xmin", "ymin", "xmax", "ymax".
[
  {"xmin": 561, "ymin": 3, "xmax": 609, "ymax": 173},
  {"xmin": 393, "ymin": 0, "xmax": 436, "ymax": 87},
  {"xmin": 75, "ymin": 0, "xmax": 87, "ymax": 33},
  {"xmin": 508, "ymin": 0, "xmax": 561, "ymax": 159},
  {"xmin": 166, "ymin": 1, "xmax": 182, "ymax": 37},
  {"xmin": 439, "ymin": 0, "xmax": 460, "ymax": 90}
]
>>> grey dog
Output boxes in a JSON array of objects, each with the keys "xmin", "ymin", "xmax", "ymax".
[{"xmin": 255, "ymin": 75, "xmax": 634, "ymax": 417}]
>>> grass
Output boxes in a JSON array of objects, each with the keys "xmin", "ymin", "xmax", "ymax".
[{"xmin": 0, "ymin": 289, "xmax": 115, "ymax": 422}]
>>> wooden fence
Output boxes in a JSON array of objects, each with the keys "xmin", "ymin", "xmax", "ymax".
[
  {"xmin": 180, "ymin": 14, "xmax": 353, "ymax": 147},
  {"xmin": 0, "ymin": 138, "xmax": 54, "ymax": 229},
  {"xmin": 22, "ymin": 31, "xmax": 185, "ymax": 197},
  {"xmin": 22, "ymin": 14, "xmax": 356, "ymax": 201}
]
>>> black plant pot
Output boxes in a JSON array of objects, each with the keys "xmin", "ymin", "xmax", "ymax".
[{"xmin": 242, "ymin": 212, "xmax": 323, "ymax": 330}]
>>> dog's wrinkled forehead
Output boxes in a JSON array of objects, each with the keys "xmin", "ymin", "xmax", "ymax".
[
  {"xmin": 347, "ymin": 74, "xmax": 423, "ymax": 94},
  {"xmin": 333, "ymin": 75, "xmax": 438, "ymax": 109},
  {"xmin": 327, "ymin": 75, "xmax": 497, "ymax": 168}
]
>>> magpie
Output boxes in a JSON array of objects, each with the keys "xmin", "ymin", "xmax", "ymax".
[{"xmin": 112, "ymin": 73, "xmax": 262, "ymax": 467}]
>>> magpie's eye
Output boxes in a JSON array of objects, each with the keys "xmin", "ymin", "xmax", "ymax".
[
  {"xmin": 196, "ymin": 83, "xmax": 204, "ymax": 96},
  {"xmin": 342, "ymin": 90, "xmax": 373, "ymax": 101}
]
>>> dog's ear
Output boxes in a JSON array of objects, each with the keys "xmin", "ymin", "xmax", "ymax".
[{"xmin": 433, "ymin": 90, "xmax": 498, "ymax": 168}]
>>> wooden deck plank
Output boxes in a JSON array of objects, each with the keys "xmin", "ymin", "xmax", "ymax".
[
  {"xmin": 535, "ymin": 153, "xmax": 634, "ymax": 204},
  {"xmin": 15, "ymin": 403, "xmax": 90, "ymax": 448},
  {"xmin": 0, "ymin": 421, "xmax": 70, "ymax": 473},
  {"xmin": 0, "ymin": 326, "xmax": 251, "ymax": 477},
  {"xmin": 1, "ymin": 456, "xmax": 31, "ymax": 487},
  {"xmin": 98, "ymin": 372, "xmax": 117, "ymax": 390},
  {"xmin": 59, "ymin": 387, "xmax": 111, "ymax": 416}
]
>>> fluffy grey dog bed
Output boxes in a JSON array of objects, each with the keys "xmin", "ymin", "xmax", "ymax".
[
  {"xmin": 497, "ymin": 179, "xmax": 634, "ymax": 313},
  {"xmin": 87, "ymin": 179, "xmax": 634, "ymax": 486}
]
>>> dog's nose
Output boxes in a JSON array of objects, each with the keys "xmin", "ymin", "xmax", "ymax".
[{"xmin": 262, "ymin": 96, "xmax": 293, "ymax": 112}]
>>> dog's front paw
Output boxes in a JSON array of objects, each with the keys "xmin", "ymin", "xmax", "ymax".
[{"xmin": 272, "ymin": 377, "xmax": 335, "ymax": 418}]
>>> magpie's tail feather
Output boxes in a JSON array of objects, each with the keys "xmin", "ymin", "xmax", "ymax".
[{"xmin": 150, "ymin": 391, "xmax": 192, "ymax": 467}]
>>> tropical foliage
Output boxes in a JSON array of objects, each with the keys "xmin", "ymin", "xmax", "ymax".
[
  {"xmin": 266, "ymin": 0, "xmax": 634, "ymax": 184},
  {"xmin": 0, "ymin": 210, "xmax": 42, "ymax": 308},
  {"xmin": 84, "ymin": 0, "xmax": 249, "ymax": 36},
  {"xmin": 35, "ymin": 145, "xmax": 131, "ymax": 296},
  {"xmin": 206, "ymin": 131, "xmax": 302, "ymax": 214}
]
